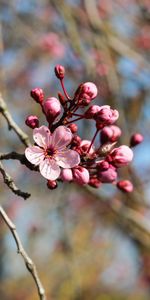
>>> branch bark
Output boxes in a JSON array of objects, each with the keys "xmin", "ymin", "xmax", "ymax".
[{"xmin": 0, "ymin": 205, "xmax": 46, "ymax": 300}]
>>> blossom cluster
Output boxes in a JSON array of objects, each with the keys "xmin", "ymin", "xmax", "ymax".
[{"xmin": 25, "ymin": 65, "xmax": 143, "ymax": 192}]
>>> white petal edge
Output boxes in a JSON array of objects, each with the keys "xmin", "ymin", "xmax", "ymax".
[
  {"xmin": 33, "ymin": 126, "xmax": 51, "ymax": 148},
  {"xmin": 56, "ymin": 149, "xmax": 80, "ymax": 168},
  {"xmin": 51, "ymin": 126, "xmax": 72, "ymax": 149},
  {"xmin": 39, "ymin": 159, "xmax": 61, "ymax": 180},
  {"xmin": 25, "ymin": 146, "xmax": 45, "ymax": 165}
]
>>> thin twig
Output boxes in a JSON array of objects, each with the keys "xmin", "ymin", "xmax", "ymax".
[
  {"xmin": 0, "ymin": 205, "xmax": 46, "ymax": 300},
  {"xmin": 0, "ymin": 161, "xmax": 30, "ymax": 200},
  {"xmin": 0, "ymin": 93, "xmax": 30, "ymax": 147}
]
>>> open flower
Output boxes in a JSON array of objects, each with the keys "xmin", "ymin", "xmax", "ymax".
[{"xmin": 25, "ymin": 126, "xmax": 80, "ymax": 180}]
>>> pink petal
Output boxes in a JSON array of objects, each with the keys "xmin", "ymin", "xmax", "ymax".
[
  {"xmin": 51, "ymin": 126, "xmax": 72, "ymax": 149},
  {"xmin": 33, "ymin": 126, "xmax": 51, "ymax": 148},
  {"xmin": 25, "ymin": 146, "xmax": 44, "ymax": 165},
  {"xmin": 39, "ymin": 159, "xmax": 60, "ymax": 180},
  {"xmin": 56, "ymin": 149, "xmax": 80, "ymax": 168}
]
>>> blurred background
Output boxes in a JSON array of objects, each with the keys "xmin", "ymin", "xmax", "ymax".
[{"xmin": 0, "ymin": 0, "xmax": 150, "ymax": 299}]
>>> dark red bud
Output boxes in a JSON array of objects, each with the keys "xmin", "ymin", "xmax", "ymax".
[
  {"xmin": 47, "ymin": 180, "xmax": 57, "ymax": 190},
  {"xmin": 55, "ymin": 65, "xmax": 65, "ymax": 79},
  {"xmin": 68, "ymin": 123, "xmax": 78, "ymax": 133},
  {"xmin": 30, "ymin": 88, "xmax": 44, "ymax": 104}
]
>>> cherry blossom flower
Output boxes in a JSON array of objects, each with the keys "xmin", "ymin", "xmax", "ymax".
[{"xmin": 25, "ymin": 126, "xmax": 80, "ymax": 180}]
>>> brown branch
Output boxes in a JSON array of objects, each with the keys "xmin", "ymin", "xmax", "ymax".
[
  {"xmin": 0, "ymin": 205, "xmax": 46, "ymax": 300},
  {"xmin": 0, "ymin": 93, "xmax": 30, "ymax": 147},
  {"xmin": 0, "ymin": 161, "xmax": 30, "ymax": 200}
]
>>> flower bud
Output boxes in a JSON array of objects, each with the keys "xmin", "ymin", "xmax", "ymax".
[
  {"xmin": 80, "ymin": 140, "xmax": 95, "ymax": 154},
  {"xmin": 25, "ymin": 115, "xmax": 39, "ymax": 129},
  {"xmin": 95, "ymin": 105, "xmax": 119, "ymax": 128},
  {"xmin": 108, "ymin": 145, "xmax": 133, "ymax": 167},
  {"xmin": 60, "ymin": 168, "xmax": 73, "ymax": 182},
  {"xmin": 30, "ymin": 88, "xmax": 44, "ymax": 104},
  {"xmin": 88, "ymin": 177, "xmax": 101, "ymax": 188},
  {"xmin": 58, "ymin": 92, "xmax": 66, "ymax": 105},
  {"xmin": 68, "ymin": 123, "xmax": 78, "ymax": 133},
  {"xmin": 97, "ymin": 165, "xmax": 117, "ymax": 183},
  {"xmin": 47, "ymin": 180, "xmax": 57, "ymax": 189},
  {"xmin": 100, "ymin": 125, "xmax": 121, "ymax": 144},
  {"xmin": 84, "ymin": 105, "xmax": 101, "ymax": 119},
  {"xmin": 55, "ymin": 65, "xmax": 65, "ymax": 80},
  {"xmin": 73, "ymin": 166, "xmax": 89, "ymax": 185},
  {"xmin": 71, "ymin": 135, "xmax": 81, "ymax": 146},
  {"xmin": 117, "ymin": 180, "xmax": 133, "ymax": 193},
  {"xmin": 43, "ymin": 97, "xmax": 61, "ymax": 120},
  {"xmin": 130, "ymin": 133, "xmax": 143, "ymax": 147},
  {"xmin": 96, "ymin": 160, "xmax": 109, "ymax": 171},
  {"xmin": 75, "ymin": 82, "xmax": 98, "ymax": 107}
]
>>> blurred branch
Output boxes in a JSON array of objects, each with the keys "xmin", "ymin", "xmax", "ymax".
[
  {"xmin": 0, "ymin": 205, "xmax": 46, "ymax": 300},
  {"xmin": 0, "ymin": 161, "xmax": 30, "ymax": 200},
  {"xmin": 0, "ymin": 93, "xmax": 30, "ymax": 147}
]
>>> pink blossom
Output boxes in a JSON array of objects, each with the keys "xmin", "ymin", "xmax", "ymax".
[
  {"xmin": 25, "ymin": 126, "xmax": 80, "ymax": 180},
  {"xmin": 84, "ymin": 105, "xmax": 101, "ymax": 119},
  {"xmin": 81, "ymin": 82, "xmax": 98, "ymax": 100},
  {"xmin": 108, "ymin": 145, "xmax": 133, "ymax": 167},
  {"xmin": 73, "ymin": 166, "xmax": 90, "ymax": 185}
]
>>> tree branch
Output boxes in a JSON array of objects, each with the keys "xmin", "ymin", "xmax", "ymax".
[
  {"xmin": 0, "ymin": 93, "xmax": 30, "ymax": 147},
  {"xmin": 0, "ymin": 205, "xmax": 46, "ymax": 300},
  {"xmin": 0, "ymin": 161, "xmax": 30, "ymax": 200}
]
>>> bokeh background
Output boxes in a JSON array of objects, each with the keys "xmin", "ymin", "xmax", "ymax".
[{"xmin": 0, "ymin": 0, "xmax": 150, "ymax": 299}]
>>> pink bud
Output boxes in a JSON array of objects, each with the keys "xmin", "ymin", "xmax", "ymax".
[
  {"xmin": 80, "ymin": 140, "xmax": 95, "ymax": 154},
  {"xmin": 71, "ymin": 135, "xmax": 81, "ymax": 147},
  {"xmin": 96, "ymin": 160, "xmax": 109, "ymax": 171},
  {"xmin": 81, "ymin": 82, "xmax": 98, "ymax": 100},
  {"xmin": 108, "ymin": 145, "xmax": 133, "ymax": 167},
  {"xmin": 88, "ymin": 177, "xmax": 101, "ymax": 188},
  {"xmin": 47, "ymin": 180, "xmax": 57, "ymax": 189},
  {"xmin": 117, "ymin": 180, "xmax": 133, "ymax": 193},
  {"xmin": 43, "ymin": 97, "xmax": 61, "ymax": 120},
  {"xmin": 60, "ymin": 168, "xmax": 73, "ymax": 182},
  {"xmin": 95, "ymin": 105, "xmax": 119, "ymax": 128},
  {"xmin": 25, "ymin": 115, "xmax": 39, "ymax": 129},
  {"xmin": 55, "ymin": 65, "xmax": 65, "ymax": 80},
  {"xmin": 100, "ymin": 125, "xmax": 121, "ymax": 144},
  {"xmin": 73, "ymin": 166, "xmax": 89, "ymax": 185},
  {"xmin": 30, "ymin": 88, "xmax": 44, "ymax": 104},
  {"xmin": 97, "ymin": 165, "xmax": 117, "ymax": 183},
  {"xmin": 84, "ymin": 105, "xmax": 101, "ymax": 119},
  {"xmin": 130, "ymin": 133, "xmax": 143, "ymax": 147},
  {"xmin": 75, "ymin": 82, "xmax": 98, "ymax": 106},
  {"xmin": 68, "ymin": 123, "xmax": 78, "ymax": 133}
]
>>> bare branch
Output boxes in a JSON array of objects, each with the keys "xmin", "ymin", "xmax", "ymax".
[
  {"xmin": 0, "ymin": 161, "xmax": 30, "ymax": 200},
  {"xmin": 0, "ymin": 93, "xmax": 30, "ymax": 147},
  {"xmin": 0, "ymin": 205, "xmax": 46, "ymax": 300}
]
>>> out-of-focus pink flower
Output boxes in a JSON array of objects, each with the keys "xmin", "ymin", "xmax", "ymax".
[
  {"xmin": 60, "ymin": 168, "xmax": 73, "ymax": 182},
  {"xmin": 108, "ymin": 145, "xmax": 133, "ymax": 167},
  {"xmin": 25, "ymin": 126, "xmax": 80, "ymax": 180},
  {"xmin": 97, "ymin": 165, "xmax": 117, "ymax": 183},
  {"xmin": 95, "ymin": 105, "xmax": 119, "ymax": 129},
  {"xmin": 73, "ymin": 166, "xmax": 89, "ymax": 185},
  {"xmin": 43, "ymin": 97, "xmax": 61, "ymax": 121},
  {"xmin": 25, "ymin": 115, "xmax": 39, "ymax": 129},
  {"xmin": 117, "ymin": 180, "xmax": 133, "ymax": 193},
  {"xmin": 100, "ymin": 125, "xmax": 122, "ymax": 144},
  {"xmin": 130, "ymin": 133, "xmax": 144, "ymax": 147},
  {"xmin": 40, "ymin": 33, "xmax": 65, "ymax": 58}
]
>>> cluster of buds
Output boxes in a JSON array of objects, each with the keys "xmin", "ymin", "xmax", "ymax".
[{"xmin": 25, "ymin": 65, "xmax": 143, "ymax": 192}]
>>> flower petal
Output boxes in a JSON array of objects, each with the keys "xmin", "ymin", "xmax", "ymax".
[
  {"xmin": 39, "ymin": 159, "xmax": 60, "ymax": 180},
  {"xmin": 51, "ymin": 126, "xmax": 72, "ymax": 149},
  {"xmin": 33, "ymin": 126, "xmax": 51, "ymax": 148},
  {"xmin": 25, "ymin": 146, "xmax": 44, "ymax": 165},
  {"xmin": 56, "ymin": 149, "xmax": 80, "ymax": 168}
]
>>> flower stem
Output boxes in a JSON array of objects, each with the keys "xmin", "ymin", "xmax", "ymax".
[
  {"xmin": 60, "ymin": 79, "xmax": 71, "ymax": 100},
  {"xmin": 87, "ymin": 129, "xmax": 99, "ymax": 153}
]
